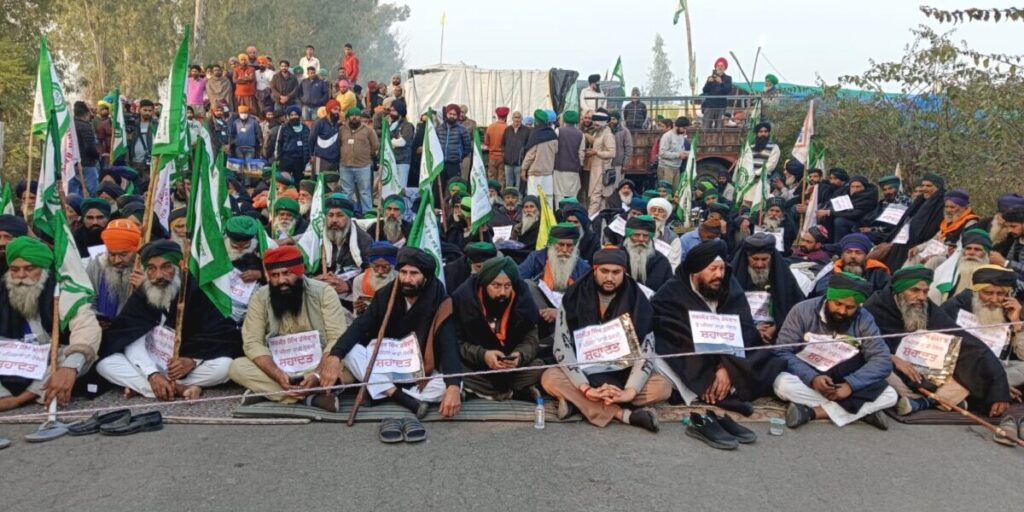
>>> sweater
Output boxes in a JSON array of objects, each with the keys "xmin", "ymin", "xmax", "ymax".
[
  {"xmin": 501, "ymin": 125, "xmax": 531, "ymax": 166},
  {"xmin": 299, "ymin": 77, "xmax": 330, "ymax": 108},
  {"xmin": 553, "ymin": 125, "xmax": 585, "ymax": 172},
  {"xmin": 339, "ymin": 123, "xmax": 379, "ymax": 168}
]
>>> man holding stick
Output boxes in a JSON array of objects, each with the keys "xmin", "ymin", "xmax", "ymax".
[
  {"xmin": 319, "ymin": 247, "xmax": 463, "ymax": 419},
  {"xmin": 0, "ymin": 237, "xmax": 101, "ymax": 412}
]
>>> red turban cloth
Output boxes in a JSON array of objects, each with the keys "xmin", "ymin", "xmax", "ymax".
[
  {"xmin": 714, "ymin": 57, "xmax": 728, "ymax": 69},
  {"xmin": 264, "ymin": 246, "xmax": 305, "ymax": 277},
  {"xmin": 495, "ymin": 106, "xmax": 510, "ymax": 118}
]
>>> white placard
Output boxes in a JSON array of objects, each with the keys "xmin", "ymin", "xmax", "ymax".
[
  {"xmin": 573, "ymin": 318, "xmax": 632, "ymax": 365},
  {"xmin": 745, "ymin": 291, "xmax": 773, "ymax": 323},
  {"xmin": 754, "ymin": 226, "xmax": 785, "ymax": 252},
  {"xmin": 227, "ymin": 269, "xmax": 258, "ymax": 303},
  {"xmin": 877, "ymin": 204, "xmax": 908, "ymax": 225},
  {"xmin": 337, "ymin": 268, "xmax": 361, "ymax": 282},
  {"xmin": 537, "ymin": 280, "xmax": 564, "ymax": 309},
  {"xmin": 608, "ymin": 217, "xmax": 626, "ymax": 236},
  {"xmin": 371, "ymin": 333, "xmax": 423, "ymax": 373},
  {"xmin": 956, "ymin": 309, "xmax": 1009, "ymax": 357},
  {"xmin": 492, "ymin": 225, "xmax": 513, "ymax": 242},
  {"xmin": 795, "ymin": 333, "xmax": 860, "ymax": 372},
  {"xmin": 267, "ymin": 330, "xmax": 322, "ymax": 374},
  {"xmin": 830, "ymin": 195, "xmax": 854, "ymax": 212},
  {"xmin": 895, "ymin": 332, "xmax": 955, "ymax": 370},
  {"xmin": 689, "ymin": 311, "xmax": 746, "ymax": 358},
  {"xmin": 0, "ymin": 338, "xmax": 49, "ymax": 380},
  {"xmin": 87, "ymin": 244, "xmax": 108, "ymax": 258},
  {"xmin": 914, "ymin": 239, "xmax": 948, "ymax": 263},
  {"xmin": 145, "ymin": 326, "xmax": 175, "ymax": 372},
  {"xmin": 893, "ymin": 224, "xmax": 910, "ymax": 245},
  {"xmin": 654, "ymin": 238, "xmax": 672, "ymax": 258}
]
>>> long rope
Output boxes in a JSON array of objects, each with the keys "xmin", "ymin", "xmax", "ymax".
[{"xmin": 2, "ymin": 320, "xmax": 1020, "ymax": 422}]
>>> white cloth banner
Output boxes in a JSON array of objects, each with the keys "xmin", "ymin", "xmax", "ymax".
[
  {"xmin": 371, "ymin": 333, "xmax": 423, "ymax": 374},
  {"xmin": 796, "ymin": 333, "xmax": 860, "ymax": 372},
  {"xmin": 267, "ymin": 330, "xmax": 322, "ymax": 374},
  {"xmin": 537, "ymin": 280, "xmax": 564, "ymax": 309},
  {"xmin": 145, "ymin": 326, "xmax": 176, "ymax": 372},
  {"xmin": 689, "ymin": 311, "xmax": 745, "ymax": 358},
  {"xmin": 893, "ymin": 224, "xmax": 910, "ymax": 245},
  {"xmin": 654, "ymin": 238, "xmax": 672, "ymax": 258},
  {"xmin": 0, "ymin": 338, "xmax": 49, "ymax": 380}
]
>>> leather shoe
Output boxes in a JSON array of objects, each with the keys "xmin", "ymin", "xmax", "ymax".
[
  {"xmin": 707, "ymin": 411, "xmax": 756, "ymax": 444},
  {"xmin": 685, "ymin": 412, "xmax": 738, "ymax": 450},
  {"xmin": 100, "ymin": 411, "xmax": 163, "ymax": 436},
  {"xmin": 68, "ymin": 409, "xmax": 131, "ymax": 436}
]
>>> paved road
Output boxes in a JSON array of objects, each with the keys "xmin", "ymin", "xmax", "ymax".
[{"xmin": 1, "ymin": 419, "xmax": 1021, "ymax": 511}]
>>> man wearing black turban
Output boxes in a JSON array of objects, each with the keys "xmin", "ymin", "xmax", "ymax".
[
  {"xmin": 652, "ymin": 240, "xmax": 786, "ymax": 415},
  {"xmin": 730, "ymin": 233, "xmax": 806, "ymax": 343},
  {"xmin": 544, "ymin": 248, "xmax": 670, "ymax": 431},
  {"xmin": 324, "ymin": 247, "xmax": 464, "ymax": 418},
  {"xmin": 444, "ymin": 241, "xmax": 497, "ymax": 297},
  {"xmin": 864, "ymin": 265, "xmax": 1011, "ymax": 422},
  {"xmin": 884, "ymin": 172, "xmax": 947, "ymax": 269},
  {"xmin": 450, "ymin": 256, "xmax": 544, "ymax": 400}
]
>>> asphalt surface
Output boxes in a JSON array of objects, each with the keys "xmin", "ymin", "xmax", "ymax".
[{"xmin": 1, "ymin": 419, "xmax": 1022, "ymax": 511}]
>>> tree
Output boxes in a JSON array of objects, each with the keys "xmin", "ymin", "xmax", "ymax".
[{"xmin": 645, "ymin": 34, "xmax": 681, "ymax": 96}]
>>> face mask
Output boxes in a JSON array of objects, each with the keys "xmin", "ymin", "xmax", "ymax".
[
  {"xmin": 239, "ymin": 113, "xmax": 249, "ymax": 120},
  {"xmin": 289, "ymin": 118, "xmax": 300, "ymax": 126}
]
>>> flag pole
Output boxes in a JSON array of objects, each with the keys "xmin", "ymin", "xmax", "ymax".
[
  {"xmin": 75, "ymin": 162, "xmax": 90, "ymax": 199},
  {"xmin": 128, "ymin": 155, "xmax": 163, "ymax": 296},
  {"xmin": 346, "ymin": 277, "xmax": 400, "ymax": 426},
  {"xmin": 47, "ymin": 152, "xmax": 72, "ymax": 421},
  {"xmin": 24, "ymin": 134, "xmax": 35, "ymax": 224}
]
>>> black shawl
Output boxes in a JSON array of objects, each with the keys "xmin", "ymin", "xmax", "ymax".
[
  {"xmin": 100, "ymin": 279, "xmax": 241, "ymax": 360},
  {"xmin": 864, "ymin": 286, "xmax": 1010, "ymax": 409},
  {"xmin": 443, "ymin": 256, "xmax": 472, "ymax": 296},
  {"xmin": 651, "ymin": 264, "xmax": 785, "ymax": 401},
  {"xmin": 623, "ymin": 248, "xmax": 673, "ymax": 290},
  {"xmin": 563, "ymin": 270, "xmax": 653, "ymax": 340},
  {"xmin": 449, "ymin": 274, "xmax": 539, "ymax": 355},
  {"xmin": 884, "ymin": 191, "xmax": 945, "ymax": 269},
  {"xmin": 0, "ymin": 274, "xmax": 68, "ymax": 345},
  {"xmin": 730, "ymin": 245, "xmax": 806, "ymax": 328},
  {"xmin": 523, "ymin": 125, "xmax": 556, "ymax": 152}
]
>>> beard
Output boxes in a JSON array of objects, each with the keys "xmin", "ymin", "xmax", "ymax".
[
  {"xmin": 143, "ymin": 272, "xmax": 181, "ymax": 311},
  {"xmin": 225, "ymin": 239, "xmax": 256, "ymax": 262},
  {"xmin": 943, "ymin": 211, "xmax": 959, "ymax": 223},
  {"xmin": 619, "ymin": 192, "xmax": 633, "ymax": 205},
  {"xmin": 269, "ymin": 277, "xmax": 305, "ymax": 318},
  {"xmin": 274, "ymin": 217, "xmax": 295, "ymax": 235},
  {"xmin": 367, "ymin": 270, "xmax": 394, "ymax": 291},
  {"xmin": 299, "ymin": 202, "xmax": 311, "ymax": 216},
  {"xmin": 171, "ymin": 231, "xmax": 187, "ymax": 248},
  {"xmin": 972, "ymin": 295, "xmax": 1008, "ymax": 328},
  {"xmin": 895, "ymin": 293, "xmax": 929, "ymax": 332},
  {"xmin": 520, "ymin": 213, "xmax": 538, "ymax": 234},
  {"xmin": 624, "ymin": 238, "xmax": 651, "ymax": 282},
  {"xmin": 102, "ymin": 256, "xmax": 134, "ymax": 300},
  {"xmin": 954, "ymin": 256, "xmax": 988, "ymax": 294},
  {"xmin": 824, "ymin": 307, "xmax": 855, "ymax": 333},
  {"xmin": 763, "ymin": 216, "xmax": 781, "ymax": 231},
  {"xmin": 399, "ymin": 279, "xmax": 424, "ymax": 298},
  {"xmin": 4, "ymin": 270, "xmax": 49, "ymax": 319},
  {"xmin": 749, "ymin": 266, "xmax": 770, "ymax": 288},
  {"xmin": 547, "ymin": 246, "xmax": 578, "ymax": 292},
  {"xmin": 696, "ymin": 276, "xmax": 723, "ymax": 303},
  {"xmin": 326, "ymin": 224, "xmax": 350, "ymax": 246},
  {"xmin": 753, "ymin": 135, "xmax": 769, "ymax": 152},
  {"xmin": 843, "ymin": 260, "xmax": 864, "ymax": 276},
  {"xmin": 383, "ymin": 217, "xmax": 404, "ymax": 242}
]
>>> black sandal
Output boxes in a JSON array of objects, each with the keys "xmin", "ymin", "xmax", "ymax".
[
  {"xmin": 401, "ymin": 417, "xmax": 427, "ymax": 443},
  {"xmin": 378, "ymin": 418, "xmax": 404, "ymax": 444}
]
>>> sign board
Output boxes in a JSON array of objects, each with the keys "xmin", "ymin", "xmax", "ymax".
[
  {"xmin": 267, "ymin": 330, "xmax": 322, "ymax": 374},
  {"xmin": 689, "ymin": 311, "xmax": 745, "ymax": 358}
]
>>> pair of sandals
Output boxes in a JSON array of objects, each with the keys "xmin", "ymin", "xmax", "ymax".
[
  {"xmin": 68, "ymin": 409, "xmax": 163, "ymax": 436},
  {"xmin": 379, "ymin": 417, "xmax": 426, "ymax": 443}
]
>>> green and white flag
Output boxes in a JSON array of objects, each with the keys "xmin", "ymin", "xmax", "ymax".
[
  {"xmin": 296, "ymin": 174, "xmax": 326, "ymax": 272},
  {"xmin": 930, "ymin": 247, "xmax": 960, "ymax": 304},
  {"xmin": 674, "ymin": 132, "xmax": 698, "ymax": 226},
  {"xmin": 732, "ymin": 129, "xmax": 754, "ymax": 209},
  {"xmin": 791, "ymin": 100, "xmax": 815, "ymax": 166},
  {"xmin": 611, "ymin": 56, "xmax": 625, "ymax": 90},
  {"xmin": 153, "ymin": 26, "xmax": 191, "ymax": 157},
  {"xmin": 33, "ymin": 111, "xmax": 63, "ymax": 233},
  {"xmin": 109, "ymin": 87, "xmax": 128, "ymax": 164},
  {"xmin": 673, "ymin": 0, "xmax": 687, "ymax": 25},
  {"xmin": 31, "ymin": 37, "xmax": 69, "ymax": 139},
  {"xmin": 468, "ymin": 130, "xmax": 492, "ymax": 235},
  {"xmin": 52, "ymin": 210, "xmax": 95, "ymax": 330},
  {"xmin": 418, "ymin": 111, "xmax": 445, "ymax": 187},
  {"xmin": 186, "ymin": 135, "xmax": 234, "ymax": 317},
  {"xmin": 408, "ymin": 187, "xmax": 445, "ymax": 283},
  {"xmin": 379, "ymin": 121, "xmax": 403, "ymax": 199},
  {"xmin": 0, "ymin": 180, "xmax": 14, "ymax": 215}
]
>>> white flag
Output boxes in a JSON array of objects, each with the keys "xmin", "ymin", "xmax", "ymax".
[
  {"xmin": 296, "ymin": 174, "xmax": 326, "ymax": 272},
  {"xmin": 791, "ymin": 100, "xmax": 814, "ymax": 165},
  {"xmin": 468, "ymin": 133, "xmax": 492, "ymax": 234}
]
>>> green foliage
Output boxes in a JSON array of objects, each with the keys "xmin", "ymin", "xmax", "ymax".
[{"xmin": 645, "ymin": 34, "xmax": 681, "ymax": 96}]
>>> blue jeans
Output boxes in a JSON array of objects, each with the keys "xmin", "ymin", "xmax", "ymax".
[
  {"xmin": 68, "ymin": 165, "xmax": 99, "ymax": 197},
  {"xmin": 505, "ymin": 164, "xmax": 521, "ymax": 189},
  {"xmin": 340, "ymin": 165, "xmax": 373, "ymax": 214},
  {"xmin": 396, "ymin": 163, "xmax": 410, "ymax": 191},
  {"xmin": 302, "ymin": 105, "xmax": 320, "ymax": 121}
]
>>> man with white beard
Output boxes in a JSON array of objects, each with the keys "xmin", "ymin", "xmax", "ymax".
[
  {"xmin": 813, "ymin": 233, "xmax": 890, "ymax": 297},
  {"xmin": 946, "ymin": 229, "xmax": 992, "ymax": 296},
  {"xmin": 86, "ymin": 219, "xmax": 144, "ymax": 326},
  {"xmin": 730, "ymin": 233, "xmax": 806, "ymax": 343},
  {"xmin": 316, "ymin": 195, "xmax": 371, "ymax": 298},
  {"xmin": 517, "ymin": 223, "xmax": 592, "ymax": 346},
  {"xmin": 371, "ymin": 194, "xmax": 411, "ymax": 245},
  {"xmin": 98, "ymin": 241, "xmax": 242, "ymax": 400},
  {"xmin": 270, "ymin": 197, "xmax": 308, "ymax": 244},
  {"xmin": 864, "ymin": 266, "xmax": 1011, "ymax": 426},
  {"xmin": 755, "ymin": 197, "xmax": 797, "ymax": 255},
  {"xmin": 511, "ymin": 195, "xmax": 541, "ymax": 248},
  {"xmin": 297, "ymin": 180, "xmax": 316, "ymax": 217},
  {"xmin": 0, "ymin": 237, "xmax": 102, "ymax": 412},
  {"xmin": 941, "ymin": 265, "xmax": 1024, "ymax": 442},
  {"xmin": 645, "ymin": 197, "xmax": 683, "ymax": 271},
  {"xmin": 351, "ymin": 242, "xmax": 398, "ymax": 316},
  {"xmin": 621, "ymin": 215, "xmax": 672, "ymax": 288}
]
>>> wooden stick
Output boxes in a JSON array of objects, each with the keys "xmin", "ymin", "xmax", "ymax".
[
  {"xmin": 24, "ymin": 133, "xmax": 35, "ymax": 225},
  {"xmin": 128, "ymin": 155, "xmax": 163, "ymax": 296},
  {"xmin": 917, "ymin": 387, "xmax": 1024, "ymax": 447},
  {"xmin": 172, "ymin": 237, "xmax": 192, "ymax": 364},
  {"xmin": 75, "ymin": 161, "xmax": 90, "ymax": 199},
  {"xmin": 346, "ymin": 277, "xmax": 401, "ymax": 426},
  {"xmin": 46, "ymin": 292, "xmax": 61, "ymax": 420}
]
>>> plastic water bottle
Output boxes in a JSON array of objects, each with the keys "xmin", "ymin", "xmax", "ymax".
[{"xmin": 534, "ymin": 397, "xmax": 545, "ymax": 429}]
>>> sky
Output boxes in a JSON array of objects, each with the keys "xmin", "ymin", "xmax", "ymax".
[{"xmin": 392, "ymin": 0, "xmax": 1022, "ymax": 92}]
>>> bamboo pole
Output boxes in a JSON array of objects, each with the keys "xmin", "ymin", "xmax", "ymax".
[
  {"xmin": 24, "ymin": 133, "xmax": 35, "ymax": 224},
  {"xmin": 917, "ymin": 387, "xmax": 1024, "ymax": 446},
  {"xmin": 346, "ymin": 277, "xmax": 400, "ymax": 426}
]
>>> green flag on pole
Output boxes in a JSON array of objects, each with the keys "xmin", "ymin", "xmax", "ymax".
[
  {"xmin": 109, "ymin": 87, "xmax": 128, "ymax": 164},
  {"xmin": 52, "ymin": 210, "xmax": 96, "ymax": 330},
  {"xmin": 296, "ymin": 174, "xmax": 326, "ymax": 272},
  {"xmin": 153, "ymin": 25, "xmax": 191, "ymax": 157},
  {"xmin": 611, "ymin": 56, "xmax": 625, "ymax": 90},
  {"xmin": 673, "ymin": 0, "xmax": 687, "ymax": 25},
  {"xmin": 31, "ymin": 37, "xmax": 69, "ymax": 139},
  {"xmin": 468, "ymin": 130, "xmax": 492, "ymax": 235},
  {"xmin": 674, "ymin": 132, "xmax": 698, "ymax": 226},
  {"xmin": 186, "ymin": 135, "xmax": 234, "ymax": 317},
  {"xmin": 0, "ymin": 180, "xmax": 14, "ymax": 216},
  {"xmin": 33, "ymin": 110, "xmax": 63, "ymax": 236},
  {"xmin": 379, "ymin": 121, "xmax": 403, "ymax": 199},
  {"xmin": 418, "ymin": 110, "xmax": 445, "ymax": 187},
  {"xmin": 408, "ymin": 187, "xmax": 446, "ymax": 282}
]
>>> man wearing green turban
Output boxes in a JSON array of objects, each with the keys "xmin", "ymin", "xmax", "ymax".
[
  {"xmin": 0, "ymin": 237, "xmax": 102, "ymax": 412},
  {"xmin": 864, "ymin": 264, "xmax": 1013, "ymax": 422},
  {"xmin": 371, "ymin": 193, "xmax": 411, "ymax": 244},
  {"xmin": 224, "ymin": 215, "xmax": 267, "ymax": 287},
  {"xmin": 773, "ymin": 271, "xmax": 898, "ymax": 430},
  {"xmin": 517, "ymin": 222, "xmax": 591, "ymax": 342},
  {"xmin": 320, "ymin": 194, "xmax": 371, "ymax": 277},
  {"xmin": 272, "ymin": 197, "xmax": 308, "ymax": 240},
  {"xmin": 448, "ymin": 256, "xmax": 544, "ymax": 400}
]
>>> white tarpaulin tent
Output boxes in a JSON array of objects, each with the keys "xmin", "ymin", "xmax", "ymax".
[{"xmin": 405, "ymin": 64, "xmax": 555, "ymax": 124}]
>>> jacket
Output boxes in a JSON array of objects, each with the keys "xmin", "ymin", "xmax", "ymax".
[
  {"xmin": 275, "ymin": 123, "xmax": 311, "ymax": 163},
  {"xmin": 74, "ymin": 118, "xmax": 101, "ymax": 167},
  {"xmin": 484, "ymin": 120, "xmax": 507, "ymax": 163},
  {"xmin": 586, "ymin": 126, "xmax": 616, "ymax": 173},
  {"xmin": 229, "ymin": 116, "xmax": 263, "ymax": 153},
  {"xmin": 522, "ymin": 139, "xmax": 557, "ymax": 177},
  {"xmin": 339, "ymin": 123, "xmax": 379, "ymax": 168},
  {"xmin": 390, "ymin": 119, "xmax": 414, "ymax": 165},
  {"xmin": 299, "ymin": 77, "xmax": 330, "ymax": 108},
  {"xmin": 701, "ymin": 73, "xmax": 733, "ymax": 110},
  {"xmin": 310, "ymin": 117, "xmax": 340, "ymax": 163},
  {"xmin": 437, "ymin": 121, "xmax": 471, "ymax": 164},
  {"xmin": 240, "ymin": 278, "xmax": 347, "ymax": 360},
  {"xmin": 611, "ymin": 125, "xmax": 634, "ymax": 168},
  {"xmin": 269, "ymin": 72, "xmax": 300, "ymax": 106},
  {"xmin": 553, "ymin": 125, "xmax": 585, "ymax": 172},
  {"xmin": 502, "ymin": 124, "xmax": 531, "ymax": 166}
]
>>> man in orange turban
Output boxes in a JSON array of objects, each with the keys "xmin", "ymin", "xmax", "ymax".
[{"xmin": 86, "ymin": 219, "xmax": 143, "ymax": 324}]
